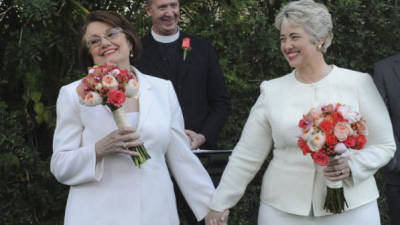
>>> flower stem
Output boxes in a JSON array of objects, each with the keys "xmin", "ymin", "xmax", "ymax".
[{"xmin": 324, "ymin": 187, "xmax": 347, "ymax": 214}]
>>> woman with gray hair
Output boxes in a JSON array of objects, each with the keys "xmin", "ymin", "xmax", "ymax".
[{"xmin": 205, "ymin": 0, "xmax": 395, "ymax": 225}]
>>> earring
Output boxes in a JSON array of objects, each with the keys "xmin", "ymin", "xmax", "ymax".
[
  {"xmin": 130, "ymin": 51, "xmax": 134, "ymax": 59},
  {"xmin": 317, "ymin": 44, "xmax": 322, "ymax": 52}
]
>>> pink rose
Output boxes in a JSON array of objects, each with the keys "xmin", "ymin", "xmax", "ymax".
[
  {"xmin": 107, "ymin": 89, "xmax": 126, "ymax": 108},
  {"xmin": 102, "ymin": 74, "xmax": 118, "ymax": 88},
  {"xmin": 125, "ymin": 79, "xmax": 139, "ymax": 98},
  {"xmin": 334, "ymin": 122, "xmax": 351, "ymax": 141},
  {"xmin": 82, "ymin": 91, "xmax": 102, "ymax": 106}
]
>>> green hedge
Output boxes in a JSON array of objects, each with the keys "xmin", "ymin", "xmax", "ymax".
[{"xmin": 0, "ymin": 0, "xmax": 399, "ymax": 224}]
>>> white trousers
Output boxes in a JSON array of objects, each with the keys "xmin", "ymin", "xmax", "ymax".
[{"xmin": 258, "ymin": 201, "xmax": 380, "ymax": 225}]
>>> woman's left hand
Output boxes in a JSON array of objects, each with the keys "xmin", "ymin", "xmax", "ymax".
[{"xmin": 323, "ymin": 156, "xmax": 352, "ymax": 181}]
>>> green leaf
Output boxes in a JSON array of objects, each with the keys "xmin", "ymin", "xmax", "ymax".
[{"xmin": 31, "ymin": 91, "xmax": 42, "ymax": 102}]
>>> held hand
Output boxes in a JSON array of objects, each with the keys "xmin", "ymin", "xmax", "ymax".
[
  {"xmin": 95, "ymin": 128, "xmax": 143, "ymax": 161},
  {"xmin": 185, "ymin": 129, "xmax": 206, "ymax": 150},
  {"xmin": 205, "ymin": 209, "xmax": 229, "ymax": 225},
  {"xmin": 323, "ymin": 156, "xmax": 351, "ymax": 181}
]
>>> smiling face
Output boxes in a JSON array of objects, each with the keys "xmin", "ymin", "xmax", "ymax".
[
  {"xmin": 280, "ymin": 20, "xmax": 320, "ymax": 69},
  {"xmin": 146, "ymin": 0, "xmax": 179, "ymax": 36},
  {"xmin": 84, "ymin": 21, "xmax": 132, "ymax": 69}
]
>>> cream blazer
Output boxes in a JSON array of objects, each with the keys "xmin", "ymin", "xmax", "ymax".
[
  {"xmin": 210, "ymin": 65, "xmax": 395, "ymax": 216},
  {"xmin": 51, "ymin": 68, "xmax": 214, "ymax": 225}
]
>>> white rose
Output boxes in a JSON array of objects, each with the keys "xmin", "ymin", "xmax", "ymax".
[
  {"xmin": 102, "ymin": 74, "xmax": 118, "ymax": 88},
  {"xmin": 125, "ymin": 79, "xmax": 139, "ymax": 98},
  {"xmin": 307, "ymin": 132, "xmax": 326, "ymax": 152},
  {"xmin": 83, "ymin": 91, "xmax": 103, "ymax": 106}
]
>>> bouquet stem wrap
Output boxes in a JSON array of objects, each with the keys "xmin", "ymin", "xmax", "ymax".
[
  {"xmin": 112, "ymin": 108, "xmax": 151, "ymax": 167},
  {"xmin": 324, "ymin": 173, "xmax": 348, "ymax": 214}
]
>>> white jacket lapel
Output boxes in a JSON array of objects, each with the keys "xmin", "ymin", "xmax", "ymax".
[{"xmin": 135, "ymin": 68, "xmax": 154, "ymax": 132}]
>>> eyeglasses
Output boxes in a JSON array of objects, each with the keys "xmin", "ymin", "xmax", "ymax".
[{"xmin": 86, "ymin": 27, "xmax": 124, "ymax": 49}]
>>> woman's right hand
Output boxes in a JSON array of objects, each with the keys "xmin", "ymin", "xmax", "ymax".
[
  {"xmin": 95, "ymin": 128, "xmax": 143, "ymax": 161},
  {"xmin": 205, "ymin": 209, "xmax": 229, "ymax": 225}
]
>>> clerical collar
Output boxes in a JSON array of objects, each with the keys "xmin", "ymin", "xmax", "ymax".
[{"xmin": 151, "ymin": 28, "xmax": 180, "ymax": 43}]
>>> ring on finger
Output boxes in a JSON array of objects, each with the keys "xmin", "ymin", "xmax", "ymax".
[{"xmin": 336, "ymin": 170, "xmax": 342, "ymax": 176}]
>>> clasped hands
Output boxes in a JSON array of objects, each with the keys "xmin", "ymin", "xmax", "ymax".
[
  {"xmin": 323, "ymin": 156, "xmax": 352, "ymax": 181},
  {"xmin": 205, "ymin": 209, "xmax": 230, "ymax": 225}
]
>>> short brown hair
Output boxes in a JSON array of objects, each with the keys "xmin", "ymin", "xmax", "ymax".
[{"xmin": 79, "ymin": 10, "xmax": 142, "ymax": 70}]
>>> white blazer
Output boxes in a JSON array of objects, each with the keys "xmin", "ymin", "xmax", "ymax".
[
  {"xmin": 210, "ymin": 66, "xmax": 396, "ymax": 216},
  {"xmin": 51, "ymin": 68, "xmax": 214, "ymax": 225}
]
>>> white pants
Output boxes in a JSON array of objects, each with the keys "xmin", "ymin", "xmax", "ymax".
[{"xmin": 258, "ymin": 201, "xmax": 380, "ymax": 225}]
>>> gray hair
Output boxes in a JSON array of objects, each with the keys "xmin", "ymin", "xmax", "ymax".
[
  {"xmin": 274, "ymin": 0, "xmax": 333, "ymax": 53},
  {"xmin": 145, "ymin": 0, "xmax": 180, "ymax": 6}
]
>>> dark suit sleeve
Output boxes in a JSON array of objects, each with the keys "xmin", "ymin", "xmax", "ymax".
[
  {"xmin": 373, "ymin": 62, "xmax": 400, "ymax": 172},
  {"xmin": 200, "ymin": 44, "xmax": 230, "ymax": 148}
]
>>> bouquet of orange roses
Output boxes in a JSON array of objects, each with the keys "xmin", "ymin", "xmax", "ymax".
[
  {"xmin": 76, "ymin": 61, "xmax": 150, "ymax": 167},
  {"xmin": 297, "ymin": 103, "xmax": 367, "ymax": 213}
]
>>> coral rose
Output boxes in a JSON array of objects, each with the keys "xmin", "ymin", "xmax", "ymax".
[
  {"xmin": 325, "ymin": 134, "xmax": 338, "ymax": 146},
  {"xmin": 320, "ymin": 119, "xmax": 335, "ymax": 134},
  {"xmin": 298, "ymin": 137, "xmax": 312, "ymax": 155},
  {"xmin": 344, "ymin": 135, "xmax": 357, "ymax": 148},
  {"xmin": 107, "ymin": 89, "xmax": 126, "ymax": 108},
  {"xmin": 311, "ymin": 151, "xmax": 330, "ymax": 166},
  {"xmin": 354, "ymin": 135, "xmax": 367, "ymax": 150}
]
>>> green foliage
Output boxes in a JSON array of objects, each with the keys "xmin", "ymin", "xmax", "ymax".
[
  {"xmin": 0, "ymin": 0, "xmax": 399, "ymax": 224},
  {"xmin": 0, "ymin": 100, "xmax": 67, "ymax": 225}
]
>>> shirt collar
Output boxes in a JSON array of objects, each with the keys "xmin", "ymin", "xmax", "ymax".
[{"xmin": 151, "ymin": 27, "xmax": 180, "ymax": 43}]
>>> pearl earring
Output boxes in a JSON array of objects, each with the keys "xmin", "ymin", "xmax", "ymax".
[{"xmin": 317, "ymin": 44, "xmax": 323, "ymax": 52}]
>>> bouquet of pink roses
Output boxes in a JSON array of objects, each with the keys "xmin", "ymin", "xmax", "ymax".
[
  {"xmin": 297, "ymin": 103, "xmax": 367, "ymax": 213},
  {"xmin": 76, "ymin": 61, "xmax": 150, "ymax": 167}
]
